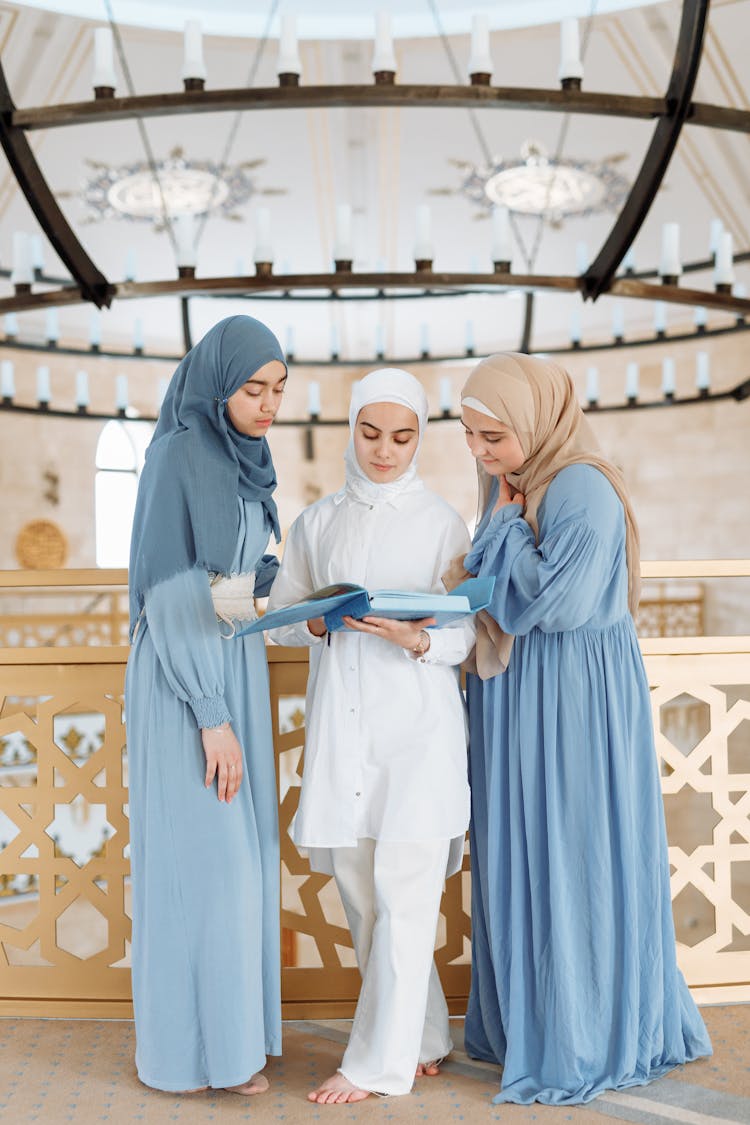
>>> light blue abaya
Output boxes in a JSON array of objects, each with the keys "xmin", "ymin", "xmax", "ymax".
[
  {"xmin": 464, "ymin": 463, "xmax": 711, "ymax": 1105},
  {"xmin": 126, "ymin": 501, "xmax": 281, "ymax": 1091}
]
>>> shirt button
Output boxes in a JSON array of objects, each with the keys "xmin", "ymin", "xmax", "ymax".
[
  {"xmin": 355, "ymin": 791, "xmax": 361, "ymax": 797},
  {"xmin": 349, "ymin": 707, "xmax": 355, "ymax": 713},
  {"xmin": 349, "ymin": 665, "xmax": 356, "ymax": 671}
]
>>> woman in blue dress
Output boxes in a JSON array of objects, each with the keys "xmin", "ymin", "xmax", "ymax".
[
  {"xmin": 125, "ymin": 315, "xmax": 287, "ymax": 1094},
  {"xmin": 452, "ymin": 352, "xmax": 711, "ymax": 1105}
]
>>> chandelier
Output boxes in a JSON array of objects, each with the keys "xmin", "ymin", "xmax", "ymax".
[
  {"xmin": 77, "ymin": 147, "xmax": 280, "ymax": 228},
  {"xmin": 455, "ymin": 141, "xmax": 630, "ymax": 226}
]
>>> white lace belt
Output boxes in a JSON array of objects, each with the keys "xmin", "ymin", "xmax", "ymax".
[{"xmin": 209, "ymin": 572, "xmax": 257, "ymax": 637}]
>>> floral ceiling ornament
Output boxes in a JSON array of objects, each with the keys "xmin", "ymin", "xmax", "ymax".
[
  {"xmin": 66, "ymin": 146, "xmax": 286, "ymax": 228},
  {"xmin": 438, "ymin": 141, "xmax": 630, "ymax": 228}
]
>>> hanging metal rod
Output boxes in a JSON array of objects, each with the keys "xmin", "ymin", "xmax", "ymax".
[
  {"xmin": 582, "ymin": 0, "xmax": 709, "ymax": 301},
  {"xmin": 1, "ymin": 382, "xmax": 747, "ymax": 426},
  {"xmin": 1, "ymin": 272, "xmax": 749, "ymax": 317}
]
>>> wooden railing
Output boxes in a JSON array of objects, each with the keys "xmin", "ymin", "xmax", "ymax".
[{"xmin": 0, "ymin": 565, "xmax": 748, "ymax": 1015}]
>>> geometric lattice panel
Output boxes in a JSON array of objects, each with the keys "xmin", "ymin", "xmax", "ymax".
[
  {"xmin": 645, "ymin": 649, "xmax": 750, "ymax": 996},
  {"xmin": 0, "ymin": 655, "xmax": 130, "ymax": 1013}
]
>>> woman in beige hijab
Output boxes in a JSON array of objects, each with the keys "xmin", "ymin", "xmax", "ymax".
[{"xmin": 455, "ymin": 353, "xmax": 710, "ymax": 1105}]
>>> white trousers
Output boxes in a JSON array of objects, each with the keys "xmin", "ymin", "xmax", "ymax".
[{"xmin": 329, "ymin": 837, "xmax": 453, "ymax": 1096}]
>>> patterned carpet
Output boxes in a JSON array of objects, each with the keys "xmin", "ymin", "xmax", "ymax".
[{"xmin": 0, "ymin": 1006, "xmax": 747, "ymax": 1123}]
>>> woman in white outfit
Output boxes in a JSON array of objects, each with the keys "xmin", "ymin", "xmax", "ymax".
[{"xmin": 266, "ymin": 367, "xmax": 474, "ymax": 1104}]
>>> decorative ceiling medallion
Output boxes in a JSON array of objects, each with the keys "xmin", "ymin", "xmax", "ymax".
[
  {"xmin": 450, "ymin": 141, "xmax": 630, "ymax": 226},
  {"xmin": 76, "ymin": 147, "xmax": 285, "ymax": 227},
  {"xmin": 15, "ymin": 520, "xmax": 68, "ymax": 569}
]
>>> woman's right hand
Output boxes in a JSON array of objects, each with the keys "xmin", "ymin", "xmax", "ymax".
[
  {"xmin": 493, "ymin": 474, "xmax": 525, "ymax": 514},
  {"xmin": 307, "ymin": 617, "xmax": 327, "ymax": 637},
  {"xmin": 201, "ymin": 724, "xmax": 243, "ymax": 803}
]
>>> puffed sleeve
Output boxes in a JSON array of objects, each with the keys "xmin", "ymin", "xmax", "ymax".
[
  {"xmin": 465, "ymin": 465, "xmax": 624, "ymax": 635},
  {"xmin": 264, "ymin": 516, "xmax": 325, "ymax": 647},
  {"xmin": 143, "ymin": 567, "xmax": 232, "ymax": 728}
]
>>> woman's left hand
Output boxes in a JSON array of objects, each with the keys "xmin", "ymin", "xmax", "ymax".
[
  {"xmin": 493, "ymin": 474, "xmax": 525, "ymax": 514},
  {"xmin": 341, "ymin": 614, "xmax": 435, "ymax": 649}
]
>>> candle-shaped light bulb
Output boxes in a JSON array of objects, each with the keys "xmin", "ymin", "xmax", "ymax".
[
  {"xmin": 585, "ymin": 366, "xmax": 599, "ymax": 405},
  {"xmin": 559, "ymin": 18, "xmax": 583, "ymax": 85},
  {"xmin": 89, "ymin": 310, "xmax": 101, "ymax": 349},
  {"xmin": 254, "ymin": 207, "xmax": 273, "ymax": 263},
  {"xmin": 30, "ymin": 234, "xmax": 44, "ymax": 274},
  {"xmin": 307, "ymin": 381, "xmax": 321, "ymax": 418},
  {"xmin": 157, "ymin": 378, "xmax": 170, "ymax": 412},
  {"xmin": 625, "ymin": 362, "xmax": 639, "ymax": 401},
  {"xmin": 45, "ymin": 307, "xmax": 59, "ymax": 345},
  {"xmin": 374, "ymin": 322, "xmax": 385, "ymax": 358},
  {"xmin": 734, "ymin": 282, "xmax": 747, "ymax": 323},
  {"xmin": 330, "ymin": 322, "xmax": 339, "ymax": 358},
  {"xmin": 92, "ymin": 27, "xmax": 116, "ymax": 92},
  {"xmin": 10, "ymin": 231, "xmax": 33, "ymax": 287},
  {"xmin": 419, "ymin": 322, "xmax": 430, "ymax": 356},
  {"xmin": 133, "ymin": 317, "xmax": 144, "ymax": 352},
  {"xmin": 709, "ymin": 217, "xmax": 723, "ymax": 257},
  {"xmin": 695, "ymin": 352, "xmax": 710, "ymax": 393},
  {"xmin": 333, "ymin": 203, "xmax": 353, "ymax": 262},
  {"xmin": 174, "ymin": 213, "xmax": 197, "ymax": 269},
  {"xmin": 1, "ymin": 360, "xmax": 15, "ymax": 399},
  {"xmin": 4, "ymin": 313, "xmax": 19, "ymax": 339},
  {"xmin": 277, "ymin": 14, "xmax": 302, "ymax": 78},
  {"xmin": 182, "ymin": 19, "xmax": 207, "ymax": 81},
  {"xmin": 414, "ymin": 204, "xmax": 433, "ymax": 263},
  {"xmin": 372, "ymin": 11, "xmax": 397, "ymax": 74},
  {"xmin": 659, "ymin": 222, "xmax": 681, "ymax": 280},
  {"xmin": 36, "ymin": 364, "xmax": 51, "ymax": 405},
  {"xmin": 439, "ymin": 376, "xmax": 452, "ymax": 414},
  {"xmin": 570, "ymin": 306, "xmax": 582, "ymax": 346},
  {"xmin": 621, "ymin": 246, "xmax": 636, "ymax": 274},
  {"xmin": 714, "ymin": 230, "xmax": 734, "ymax": 287},
  {"xmin": 575, "ymin": 241, "xmax": 588, "ymax": 275},
  {"xmin": 75, "ymin": 370, "xmax": 90, "ymax": 409},
  {"xmin": 285, "ymin": 324, "xmax": 295, "ymax": 358},
  {"xmin": 693, "ymin": 305, "xmax": 707, "ymax": 331},
  {"xmin": 115, "ymin": 374, "xmax": 129, "ymax": 412},
  {"xmin": 124, "ymin": 247, "xmax": 137, "ymax": 282},
  {"xmin": 612, "ymin": 302, "xmax": 625, "ymax": 341},
  {"xmin": 661, "ymin": 356, "xmax": 676, "ymax": 397},
  {"xmin": 653, "ymin": 301, "xmax": 666, "ymax": 336},
  {"xmin": 465, "ymin": 319, "xmax": 475, "ymax": 354},
  {"xmin": 491, "ymin": 205, "xmax": 511, "ymax": 266},
  {"xmin": 468, "ymin": 13, "xmax": 493, "ymax": 79}
]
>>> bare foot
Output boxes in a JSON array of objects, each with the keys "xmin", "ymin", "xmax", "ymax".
[
  {"xmin": 225, "ymin": 1073, "xmax": 269, "ymax": 1096},
  {"xmin": 307, "ymin": 1072, "xmax": 371, "ymax": 1104},
  {"xmin": 416, "ymin": 1061, "xmax": 441, "ymax": 1077}
]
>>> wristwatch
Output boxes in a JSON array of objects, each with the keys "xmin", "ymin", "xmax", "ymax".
[{"xmin": 412, "ymin": 629, "xmax": 430, "ymax": 657}]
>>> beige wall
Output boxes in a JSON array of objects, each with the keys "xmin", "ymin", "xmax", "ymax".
[{"xmin": 1, "ymin": 319, "xmax": 748, "ymax": 630}]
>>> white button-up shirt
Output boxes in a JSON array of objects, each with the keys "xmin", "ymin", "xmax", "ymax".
[{"xmin": 266, "ymin": 485, "xmax": 474, "ymax": 859}]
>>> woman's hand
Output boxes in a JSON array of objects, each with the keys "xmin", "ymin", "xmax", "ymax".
[
  {"xmin": 201, "ymin": 724, "xmax": 243, "ymax": 803},
  {"xmin": 307, "ymin": 617, "xmax": 327, "ymax": 637},
  {"xmin": 341, "ymin": 614, "xmax": 435, "ymax": 651},
  {"xmin": 493, "ymin": 474, "xmax": 525, "ymax": 515}
]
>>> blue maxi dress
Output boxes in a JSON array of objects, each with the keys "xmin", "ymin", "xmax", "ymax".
[
  {"xmin": 125, "ymin": 499, "xmax": 281, "ymax": 1092},
  {"xmin": 463, "ymin": 463, "xmax": 711, "ymax": 1105}
]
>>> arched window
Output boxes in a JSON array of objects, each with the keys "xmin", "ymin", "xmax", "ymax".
[{"xmin": 95, "ymin": 421, "xmax": 151, "ymax": 567}]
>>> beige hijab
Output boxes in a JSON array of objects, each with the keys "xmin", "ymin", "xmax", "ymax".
[{"xmin": 445, "ymin": 352, "xmax": 641, "ymax": 679}]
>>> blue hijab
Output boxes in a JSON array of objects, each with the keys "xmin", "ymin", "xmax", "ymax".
[{"xmin": 129, "ymin": 315, "xmax": 286, "ymax": 635}]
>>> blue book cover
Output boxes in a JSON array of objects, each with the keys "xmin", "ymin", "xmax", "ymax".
[{"xmin": 235, "ymin": 576, "xmax": 495, "ymax": 637}]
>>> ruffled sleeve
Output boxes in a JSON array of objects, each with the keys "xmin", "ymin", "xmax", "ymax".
[
  {"xmin": 143, "ymin": 567, "xmax": 232, "ymax": 728},
  {"xmin": 465, "ymin": 467, "xmax": 623, "ymax": 635}
]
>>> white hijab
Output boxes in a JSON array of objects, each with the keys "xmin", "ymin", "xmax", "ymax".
[{"xmin": 342, "ymin": 367, "xmax": 428, "ymax": 506}]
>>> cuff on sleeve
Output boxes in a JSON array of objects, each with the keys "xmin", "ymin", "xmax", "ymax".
[{"xmin": 190, "ymin": 694, "xmax": 232, "ymax": 729}]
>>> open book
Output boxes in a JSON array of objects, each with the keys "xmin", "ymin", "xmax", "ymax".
[{"xmin": 235, "ymin": 576, "xmax": 495, "ymax": 636}]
